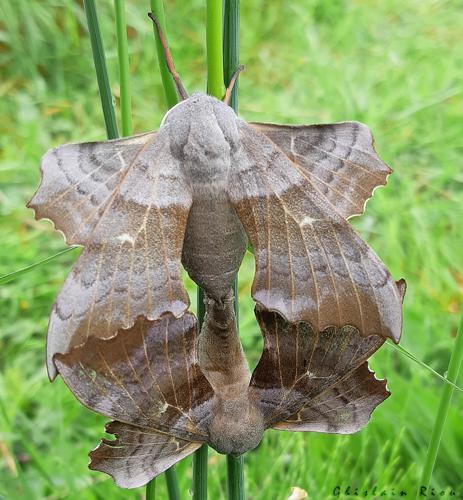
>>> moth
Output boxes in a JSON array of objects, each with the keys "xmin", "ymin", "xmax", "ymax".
[
  {"xmin": 27, "ymin": 15, "xmax": 405, "ymax": 381},
  {"xmin": 55, "ymin": 291, "xmax": 390, "ymax": 488}
]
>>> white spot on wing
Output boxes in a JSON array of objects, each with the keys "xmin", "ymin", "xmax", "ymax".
[
  {"xmin": 300, "ymin": 216, "xmax": 319, "ymax": 227},
  {"xmin": 117, "ymin": 151, "xmax": 126, "ymax": 168},
  {"xmin": 117, "ymin": 233, "xmax": 135, "ymax": 245}
]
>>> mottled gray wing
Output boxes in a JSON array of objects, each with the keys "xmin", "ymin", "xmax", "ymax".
[
  {"xmin": 250, "ymin": 309, "xmax": 388, "ymax": 433},
  {"xmin": 28, "ymin": 131, "xmax": 156, "ymax": 244},
  {"xmin": 28, "ymin": 128, "xmax": 192, "ymax": 379},
  {"xmin": 54, "ymin": 313, "xmax": 215, "ymax": 441},
  {"xmin": 250, "ymin": 121, "xmax": 391, "ymax": 219},
  {"xmin": 273, "ymin": 363, "xmax": 389, "ymax": 434},
  {"xmin": 89, "ymin": 421, "xmax": 201, "ymax": 488},
  {"xmin": 228, "ymin": 121, "xmax": 404, "ymax": 341}
]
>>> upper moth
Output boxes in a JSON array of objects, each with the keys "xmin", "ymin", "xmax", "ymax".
[{"xmin": 28, "ymin": 59, "xmax": 405, "ymax": 380}]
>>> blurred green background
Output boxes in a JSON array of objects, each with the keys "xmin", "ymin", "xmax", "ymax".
[{"xmin": 1, "ymin": 0, "xmax": 462, "ymax": 498}]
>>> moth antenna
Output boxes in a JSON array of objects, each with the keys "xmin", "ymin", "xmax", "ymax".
[
  {"xmin": 148, "ymin": 12, "xmax": 189, "ymax": 101},
  {"xmin": 223, "ymin": 65, "xmax": 245, "ymax": 105}
]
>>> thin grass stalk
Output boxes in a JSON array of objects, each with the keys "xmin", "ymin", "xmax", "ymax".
[
  {"xmin": 193, "ymin": 290, "xmax": 208, "ymax": 499},
  {"xmin": 193, "ymin": 443, "xmax": 209, "ymax": 500},
  {"xmin": 114, "ymin": 0, "xmax": 133, "ymax": 136},
  {"xmin": 206, "ymin": 0, "xmax": 224, "ymax": 97},
  {"xmin": 145, "ymin": 2, "xmax": 182, "ymax": 496},
  {"xmin": 418, "ymin": 313, "xmax": 463, "ymax": 496},
  {"xmin": 226, "ymin": 454, "xmax": 245, "ymax": 500},
  {"xmin": 223, "ymin": 0, "xmax": 239, "ymax": 110},
  {"xmin": 146, "ymin": 478, "xmax": 156, "ymax": 500},
  {"xmin": 83, "ymin": 0, "xmax": 118, "ymax": 139},
  {"xmin": 164, "ymin": 466, "xmax": 181, "ymax": 500},
  {"xmin": 192, "ymin": 3, "xmax": 226, "ymax": 496},
  {"xmin": 223, "ymin": 2, "xmax": 244, "ymax": 498},
  {"xmin": 149, "ymin": 0, "xmax": 179, "ymax": 108}
]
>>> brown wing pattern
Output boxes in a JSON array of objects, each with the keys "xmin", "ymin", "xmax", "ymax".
[
  {"xmin": 228, "ymin": 121, "xmax": 403, "ymax": 341},
  {"xmin": 274, "ymin": 363, "xmax": 389, "ymax": 434},
  {"xmin": 250, "ymin": 121, "xmax": 391, "ymax": 219},
  {"xmin": 54, "ymin": 313, "xmax": 215, "ymax": 440},
  {"xmin": 250, "ymin": 309, "xmax": 386, "ymax": 432},
  {"xmin": 28, "ymin": 131, "xmax": 157, "ymax": 245},
  {"xmin": 89, "ymin": 421, "xmax": 201, "ymax": 489},
  {"xmin": 29, "ymin": 128, "xmax": 192, "ymax": 379}
]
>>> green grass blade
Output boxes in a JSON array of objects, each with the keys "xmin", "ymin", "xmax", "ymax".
[
  {"xmin": 0, "ymin": 247, "xmax": 78, "ymax": 286},
  {"xmin": 223, "ymin": 2, "xmax": 244, "ymax": 499},
  {"xmin": 145, "ymin": 2, "xmax": 181, "ymax": 497},
  {"xmin": 386, "ymin": 341, "xmax": 463, "ymax": 393},
  {"xmin": 418, "ymin": 313, "xmax": 463, "ymax": 495},
  {"xmin": 223, "ymin": 0, "xmax": 240, "ymax": 109},
  {"xmin": 191, "ymin": 2, "xmax": 226, "ymax": 495},
  {"xmin": 83, "ymin": 0, "xmax": 119, "ymax": 139},
  {"xmin": 114, "ymin": 0, "xmax": 133, "ymax": 136},
  {"xmin": 146, "ymin": 478, "xmax": 156, "ymax": 499},
  {"xmin": 227, "ymin": 455, "xmax": 245, "ymax": 500},
  {"xmin": 165, "ymin": 466, "xmax": 180, "ymax": 500},
  {"xmin": 193, "ymin": 444, "xmax": 209, "ymax": 500},
  {"xmin": 149, "ymin": 0, "xmax": 179, "ymax": 108},
  {"xmin": 206, "ymin": 0, "xmax": 224, "ymax": 98},
  {"xmin": 193, "ymin": 290, "xmax": 208, "ymax": 499}
]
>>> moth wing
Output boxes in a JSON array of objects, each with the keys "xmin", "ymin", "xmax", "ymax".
[
  {"xmin": 89, "ymin": 421, "xmax": 201, "ymax": 489},
  {"xmin": 54, "ymin": 313, "xmax": 215, "ymax": 441},
  {"xmin": 249, "ymin": 309, "xmax": 387, "ymax": 432},
  {"xmin": 34, "ymin": 128, "xmax": 192, "ymax": 379},
  {"xmin": 28, "ymin": 131, "xmax": 157, "ymax": 245},
  {"xmin": 250, "ymin": 121, "xmax": 391, "ymax": 219},
  {"xmin": 273, "ymin": 363, "xmax": 389, "ymax": 434},
  {"xmin": 228, "ymin": 121, "xmax": 404, "ymax": 341}
]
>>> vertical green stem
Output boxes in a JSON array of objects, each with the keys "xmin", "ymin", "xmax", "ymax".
[
  {"xmin": 223, "ymin": 2, "xmax": 245, "ymax": 497},
  {"xmin": 83, "ymin": 0, "xmax": 119, "ymax": 139},
  {"xmin": 165, "ymin": 466, "xmax": 181, "ymax": 500},
  {"xmin": 418, "ymin": 313, "xmax": 463, "ymax": 496},
  {"xmin": 227, "ymin": 455, "xmax": 245, "ymax": 500},
  {"xmin": 150, "ymin": 0, "xmax": 179, "ymax": 108},
  {"xmin": 223, "ymin": 0, "xmax": 240, "ymax": 110},
  {"xmin": 193, "ymin": 443, "xmax": 209, "ymax": 500},
  {"xmin": 146, "ymin": 478, "xmax": 156, "ymax": 500},
  {"xmin": 192, "ymin": 2, "xmax": 225, "ymax": 497},
  {"xmin": 146, "ymin": 2, "xmax": 181, "ymax": 497},
  {"xmin": 206, "ymin": 0, "xmax": 224, "ymax": 98},
  {"xmin": 193, "ymin": 289, "xmax": 208, "ymax": 499},
  {"xmin": 114, "ymin": 0, "xmax": 133, "ymax": 136}
]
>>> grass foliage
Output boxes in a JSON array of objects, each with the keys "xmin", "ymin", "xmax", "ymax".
[{"xmin": 0, "ymin": 0, "xmax": 462, "ymax": 498}]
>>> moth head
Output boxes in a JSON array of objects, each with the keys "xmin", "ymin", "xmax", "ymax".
[
  {"xmin": 162, "ymin": 93, "xmax": 241, "ymax": 167},
  {"xmin": 208, "ymin": 393, "xmax": 265, "ymax": 456}
]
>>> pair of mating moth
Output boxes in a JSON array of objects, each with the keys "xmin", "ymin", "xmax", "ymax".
[{"xmin": 28, "ymin": 17, "xmax": 405, "ymax": 489}]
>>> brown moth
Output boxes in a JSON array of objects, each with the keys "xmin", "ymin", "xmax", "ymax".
[
  {"xmin": 27, "ymin": 15, "xmax": 404, "ymax": 380},
  {"xmin": 54, "ymin": 290, "xmax": 389, "ymax": 489}
]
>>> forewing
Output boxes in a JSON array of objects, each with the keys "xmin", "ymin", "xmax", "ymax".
[
  {"xmin": 28, "ymin": 131, "xmax": 156, "ymax": 244},
  {"xmin": 250, "ymin": 309, "xmax": 386, "ymax": 430},
  {"xmin": 250, "ymin": 121, "xmax": 391, "ymax": 219},
  {"xmin": 36, "ymin": 128, "xmax": 192, "ymax": 379},
  {"xmin": 89, "ymin": 421, "xmax": 201, "ymax": 488},
  {"xmin": 228, "ymin": 121, "xmax": 404, "ymax": 341},
  {"xmin": 54, "ymin": 313, "xmax": 215, "ymax": 441}
]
